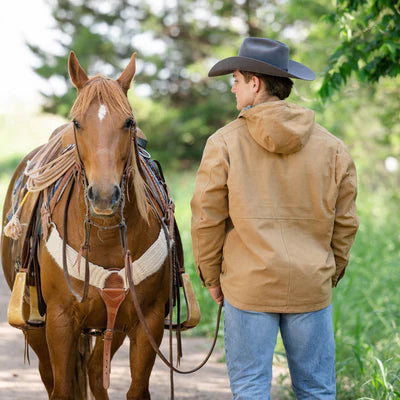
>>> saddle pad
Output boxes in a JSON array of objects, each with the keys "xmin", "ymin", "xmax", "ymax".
[{"xmin": 45, "ymin": 224, "xmax": 168, "ymax": 290}]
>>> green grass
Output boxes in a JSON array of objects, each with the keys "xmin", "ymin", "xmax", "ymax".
[
  {"xmin": 1, "ymin": 110, "xmax": 399, "ymax": 399},
  {"xmin": 331, "ymin": 185, "xmax": 400, "ymax": 400}
]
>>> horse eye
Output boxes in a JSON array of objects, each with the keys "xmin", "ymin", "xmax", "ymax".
[
  {"xmin": 124, "ymin": 118, "xmax": 134, "ymax": 129},
  {"xmin": 73, "ymin": 119, "xmax": 81, "ymax": 129}
]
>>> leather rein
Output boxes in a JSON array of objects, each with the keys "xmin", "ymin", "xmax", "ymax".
[{"xmin": 60, "ymin": 116, "xmax": 222, "ymax": 397}]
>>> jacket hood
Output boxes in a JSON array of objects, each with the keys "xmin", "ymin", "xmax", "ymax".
[{"xmin": 239, "ymin": 101, "xmax": 315, "ymax": 154}]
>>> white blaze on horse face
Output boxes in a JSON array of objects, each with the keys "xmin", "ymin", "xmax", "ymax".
[{"xmin": 98, "ymin": 104, "xmax": 107, "ymax": 121}]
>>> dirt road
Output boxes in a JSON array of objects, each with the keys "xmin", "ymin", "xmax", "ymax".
[{"xmin": 0, "ymin": 274, "xmax": 288, "ymax": 399}]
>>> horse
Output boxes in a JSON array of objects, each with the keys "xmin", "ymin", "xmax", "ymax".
[{"xmin": 1, "ymin": 52, "xmax": 172, "ymax": 400}]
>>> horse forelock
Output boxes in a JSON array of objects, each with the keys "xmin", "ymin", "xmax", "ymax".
[{"xmin": 70, "ymin": 75, "xmax": 133, "ymax": 120}]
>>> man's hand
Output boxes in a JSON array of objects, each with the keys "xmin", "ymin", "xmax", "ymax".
[{"xmin": 208, "ymin": 285, "xmax": 224, "ymax": 305}]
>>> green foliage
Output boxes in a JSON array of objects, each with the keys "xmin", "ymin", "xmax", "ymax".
[
  {"xmin": 332, "ymin": 183, "xmax": 400, "ymax": 399},
  {"xmin": 319, "ymin": 0, "xmax": 400, "ymax": 99},
  {"xmin": 26, "ymin": 0, "xmax": 400, "ymax": 170},
  {"xmin": 29, "ymin": 0, "xmax": 132, "ymax": 115},
  {"xmin": 29, "ymin": 0, "xmax": 333, "ymax": 167},
  {"xmin": 28, "ymin": 0, "xmax": 253, "ymax": 162}
]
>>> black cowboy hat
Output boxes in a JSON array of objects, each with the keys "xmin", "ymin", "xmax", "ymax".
[{"xmin": 208, "ymin": 37, "xmax": 315, "ymax": 81}]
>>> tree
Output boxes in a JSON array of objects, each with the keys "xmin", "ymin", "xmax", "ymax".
[
  {"xmin": 319, "ymin": 0, "xmax": 400, "ymax": 99},
  {"xmin": 29, "ymin": 0, "xmax": 332, "ymax": 165}
]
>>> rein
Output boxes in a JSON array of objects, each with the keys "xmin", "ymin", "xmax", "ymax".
[
  {"xmin": 63, "ymin": 117, "xmax": 222, "ymax": 399},
  {"xmin": 122, "ymin": 183, "xmax": 223, "ymax": 374}
]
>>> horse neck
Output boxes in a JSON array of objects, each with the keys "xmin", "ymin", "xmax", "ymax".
[{"xmin": 123, "ymin": 185, "xmax": 161, "ymax": 259}]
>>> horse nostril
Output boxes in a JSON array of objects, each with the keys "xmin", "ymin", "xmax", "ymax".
[
  {"xmin": 87, "ymin": 186, "xmax": 95, "ymax": 202},
  {"xmin": 112, "ymin": 186, "xmax": 121, "ymax": 206}
]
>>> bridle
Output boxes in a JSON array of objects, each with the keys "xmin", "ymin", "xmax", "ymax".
[{"xmin": 64, "ymin": 115, "xmax": 135, "ymax": 303}]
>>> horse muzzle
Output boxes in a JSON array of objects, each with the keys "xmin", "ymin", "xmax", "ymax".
[{"xmin": 87, "ymin": 184, "xmax": 121, "ymax": 216}]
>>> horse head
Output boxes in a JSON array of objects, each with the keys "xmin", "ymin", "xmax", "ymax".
[{"xmin": 68, "ymin": 51, "xmax": 139, "ymax": 217}]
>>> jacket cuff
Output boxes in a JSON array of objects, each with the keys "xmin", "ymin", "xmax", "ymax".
[
  {"xmin": 332, "ymin": 263, "xmax": 347, "ymax": 287},
  {"xmin": 196, "ymin": 264, "xmax": 221, "ymax": 288}
]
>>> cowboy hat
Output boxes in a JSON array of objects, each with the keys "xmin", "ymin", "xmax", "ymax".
[{"xmin": 208, "ymin": 37, "xmax": 315, "ymax": 81}]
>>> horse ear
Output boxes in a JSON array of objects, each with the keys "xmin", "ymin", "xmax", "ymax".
[
  {"xmin": 68, "ymin": 51, "xmax": 89, "ymax": 90},
  {"xmin": 117, "ymin": 53, "xmax": 136, "ymax": 94}
]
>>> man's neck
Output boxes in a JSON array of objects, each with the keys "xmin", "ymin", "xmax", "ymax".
[{"xmin": 253, "ymin": 93, "xmax": 280, "ymax": 105}]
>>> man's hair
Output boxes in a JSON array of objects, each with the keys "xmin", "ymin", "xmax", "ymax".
[{"xmin": 240, "ymin": 71, "xmax": 293, "ymax": 100}]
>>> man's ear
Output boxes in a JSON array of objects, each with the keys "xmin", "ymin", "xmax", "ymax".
[{"xmin": 251, "ymin": 75, "xmax": 262, "ymax": 93}]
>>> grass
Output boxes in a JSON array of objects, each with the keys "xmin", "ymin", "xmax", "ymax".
[
  {"xmin": 331, "ymin": 185, "xmax": 400, "ymax": 399},
  {"xmin": 1, "ymin": 109, "xmax": 400, "ymax": 399}
]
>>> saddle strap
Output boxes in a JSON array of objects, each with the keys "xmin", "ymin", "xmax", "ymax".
[{"xmin": 100, "ymin": 273, "xmax": 127, "ymax": 390}]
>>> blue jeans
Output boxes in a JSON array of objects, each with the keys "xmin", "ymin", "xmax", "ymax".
[{"xmin": 224, "ymin": 299, "xmax": 336, "ymax": 400}]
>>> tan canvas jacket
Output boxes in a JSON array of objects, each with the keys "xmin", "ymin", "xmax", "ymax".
[{"xmin": 191, "ymin": 101, "xmax": 359, "ymax": 313}]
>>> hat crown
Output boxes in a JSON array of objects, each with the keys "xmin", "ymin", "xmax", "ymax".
[{"xmin": 238, "ymin": 37, "xmax": 289, "ymax": 72}]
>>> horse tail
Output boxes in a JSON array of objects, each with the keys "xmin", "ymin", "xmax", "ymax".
[{"xmin": 74, "ymin": 334, "xmax": 93, "ymax": 400}]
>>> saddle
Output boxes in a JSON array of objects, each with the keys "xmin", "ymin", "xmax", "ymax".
[{"xmin": 5, "ymin": 124, "xmax": 200, "ymax": 339}]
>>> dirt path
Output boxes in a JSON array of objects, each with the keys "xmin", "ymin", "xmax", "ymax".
[
  {"xmin": 0, "ymin": 320, "xmax": 231, "ymax": 400},
  {"xmin": 0, "ymin": 274, "xmax": 288, "ymax": 399}
]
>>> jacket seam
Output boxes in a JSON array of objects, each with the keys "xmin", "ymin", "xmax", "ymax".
[
  {"xmin": 211, "ymin": 119, "xmax": 246, "ymax": 141},
  {"xmin": 198, "ymin": 139, "xmax": 216, "ymax": 204},
  {"xmin": 279, "ymin": 220, "xmax": 293, "ymax": 306},
  {"xmin": 233, "ymin": 216, "xmax": 333, "ymax": 221}
]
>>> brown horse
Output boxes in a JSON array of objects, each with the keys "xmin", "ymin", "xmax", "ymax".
[{"xmin": 1, "ymin": 52, "xmax": 170, "ymax": 399}]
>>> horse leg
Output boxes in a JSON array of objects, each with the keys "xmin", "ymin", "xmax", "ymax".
[
  {"xmin": 25, "ymin": 327, "xmax": 54, "ymax": 396},
  {"xmin": 87, "ymin": 331, "xmax": 126, "ymax": 400},
  {"xmin": 45, "ymin": 305, "xmax": 80, "ymax": 400},
  {"xmin": 127, "ymin": 306, "xmax": 165, "ymax": 400}
]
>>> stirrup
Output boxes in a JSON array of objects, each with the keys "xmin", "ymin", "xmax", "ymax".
[
  {"xmin": 164, "ymin": 273, "xmax": 201, "ymax": 331},
  {"xmin": 8, "ymin": 271, "xmax": 45, "ymax": 329},
  {"xmin": 27, "ymin": 286, "xmax": 46, "ymax": 326}
]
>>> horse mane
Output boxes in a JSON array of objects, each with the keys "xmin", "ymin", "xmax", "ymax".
[{"xmin": 70, "ymin": 75, "xmax": 150, "ymax": 223}]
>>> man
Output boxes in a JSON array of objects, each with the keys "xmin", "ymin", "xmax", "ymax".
[{"xmin": 190, "ymin": 37, "xmax": 359, "ymax": 399}]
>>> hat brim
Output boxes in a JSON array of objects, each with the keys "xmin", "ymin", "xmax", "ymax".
[{"xmin": 208, "ymin": 56, "xmax": 315, "ymax": 81}]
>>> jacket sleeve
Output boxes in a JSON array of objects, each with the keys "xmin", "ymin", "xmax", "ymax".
[
  {"xmin": 331, "ymin": 144, "xmax": 359, "ymax": 287},
  {"xmin": 190, "ymin": 136, "xmax": 229, "ymax": 288}
]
